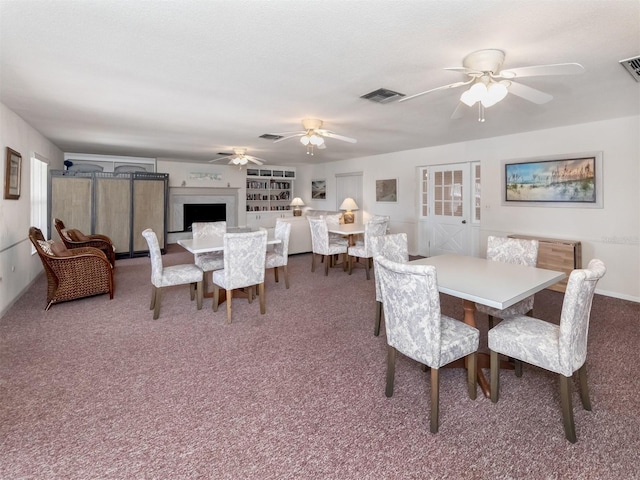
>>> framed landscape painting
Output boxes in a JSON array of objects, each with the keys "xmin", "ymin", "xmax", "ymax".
[
  {"xmin": 503, "ymin": 152, "xmax": 603, "ymax": 208},
  {"xmin": 311, "ymin": 180, "xmax": 326, "ymax": 199},
  {"xmin": 376, "ymin": 178, "xmax": 397, "ymax": 202}
]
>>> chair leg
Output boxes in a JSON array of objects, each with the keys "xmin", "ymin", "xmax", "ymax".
[
  {"xmin": 283, "ymin": 266, "xmax": 290, "ymax": 289},
  {"xmin": 324, "ymin": 255, "xmax": 330, "ymax": 276},
  {"xmin": 514, "ymin": 359, "xmax": 523, "ymax": 377},
  {"xmin": 365, "ymin": 257, "xmax": 370, "ymax": 280},
  {"xmin": 274, "ymin": 266, "xmax": 279, "ymax": 283},
  {"xmin": 311, "ymin": 253, "xmax": 316, "ymax": 272},
  {"xmin": 259, "ymin": 282, "xmax": 266, "ymax": 314},
  {"xmin": 488, "ymin": 314, "xmax": 495, "ymax": 329},
  {"xmin": 430, "ymin": 367, "xmax": 440, "ymax": 434},
  {"xmin": 247, "ymin": 286, "xmax": 253, "ymax": 304},
  {"xmin": 559, "ymin": 374, "xmax": 577, "ymax": 443},
  {"xmin": 196, "ymin": 280, "xmax": 203, "ymax": 310},
  {"xmin": 153, "ymin": 288, "xmax": 162, "ymax": 320},
  {"xmin": 467, "ymin": 352, "xmax": 477, "ymax": 400},
  {"xmin": 577, "ymin": 364, "xmax": 592, "ymax": 411},
  {"xmin": 190, "ymin": 283, "xmax": 196, "ymax": 301},
  {"xmin": 343, "ymin": 253, "xmax": 348, "ymax": 271},
  {"xmin": 212, "ymin": 285, "xmax": 220, "ymax": 312},
  {"xmin": 150, "ymin": 285, "xmax": 157, "ymax": 310},
  {"xmin": 385, "ymin": 345, "xmax": 397, "ymax": 397},
  {"xmin": 490, "ymin": 349, "xmax": 499, "ymax": 403},
  {"xmin": 374, "ymin": 301, "xmax": 382, "ymax": 336},
  {"xmin": 226, "ymin": 289, "xmax": 233, "ymax": 324},
  {"xmin": 348, "ymin": 255, "xmax": 353, "ymax": 275}
]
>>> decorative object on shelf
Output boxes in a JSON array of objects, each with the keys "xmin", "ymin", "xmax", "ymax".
[
  {"xmin": 267, "ymin": 118, "xmax": 357, "ymax": 156},
  {"xmin": 339, "ymin": 197, "xmax": 359, "ymax": 224},
  {"xmin": 290, "ymin": 197, "xmax": 305, "ymax": 216},
  {"xmin": 63, "ymin": 160, "xmax": 73, "ymax": 170},
  {"xmin": 376, "ymin": 178, "xmax": 398, "ymax": 202},
  {"xmin": 502, "ymin": 152, "xmax": 603, "ymax": 208},
  {"xmin": 312, "ymin": 180, "xmax": 326, "ymax": 199},
  {"xmin": 189, "ymin": 172, "xmax": 223, "ymax": 181},
  {"xmin": 4, "ymin": 147, "xmax": 22, "ymax": 200}
]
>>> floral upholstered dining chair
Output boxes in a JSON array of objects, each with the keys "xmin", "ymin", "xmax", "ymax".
[
  {"xmin": 375, "ymin": 256, "xmax": 479, "ymax": 434},
  {"xmin": 370, "ymin": 233, "xmax": 409, "ymax": 336},
  {"xmin": 265, "ymin": 219, "xmax": 292, "ymax": 289},
  {"xmin": 308, "ymin": 217, "xmax": 348, "ymax": 275},
  {"xmin": 192, "ymin": 221, "xmax": 226, "ymax": 293},
  {"xmin": 476, "ymin": 235, "xmax": 539, "ymax": 331},
  {"xmin": 488, "ymin": 259, "xmax": 606, "ymax": 443},
  {"xmin": 142, "ymin": 228, "xmax": 203, "ymax": 320},
  {"xmin": 211, "ymin": 229, "xmax": 268, "ymax": 323},
  {"xmin": 347, "ymin": 217, "xmax": 389, "ymax": 279}
]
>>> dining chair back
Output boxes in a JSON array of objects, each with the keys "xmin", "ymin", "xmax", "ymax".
[
  {"xmin": 488, "ymin": 259, "xmax": 606, "ymax": 443},
  {"xmin": 370, "ymin": 233, "xmax": 409, "ymax": 336},
  {"xmin": 308, "ymin": 217, "xmax": 348, "ymax": 275},
  {"xmin": 265, "ymin": 219, "xmax": 292, "ymax": 288},
  {"xmin": 477, "ymin": 235, "xmax": 539, "ymax": 328},
  {"xmin": 347, "ymin": 217, "xmax": 389, "ymax": 279},
  {"xmin": 375, "ymin": 255, "xmax": 479, "ymax": 433},
  {"xmin": 141, "ymin": 228, "xmax": 203, "ymax": 320},
  {"xmin": 211, "ymin": 229, "xmax": 268, "ymax": 323}
]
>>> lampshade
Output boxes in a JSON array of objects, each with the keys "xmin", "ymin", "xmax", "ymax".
[
  {"xmin": 290, "ymin": 197, "xmax": 305, "ymax": 207},
  {"xmin": 339, "ymin": 197, "xmax": 359, "ymax": 211}
]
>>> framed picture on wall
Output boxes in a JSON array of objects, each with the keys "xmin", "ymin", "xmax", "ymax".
[
  {"xmin": 376, "ymin": 178, "xmax": 397, "ymax": 202},
  {"xmin": 312, "ymin": 179, "xmax": 326, "ymax": 199},
  {"xmin": 4, "ymin": 147, "xmax": 22, "ymax": 200},
  {"xmin": 502, "ymin": 152, "xmax": 603, "ymax": 208}
]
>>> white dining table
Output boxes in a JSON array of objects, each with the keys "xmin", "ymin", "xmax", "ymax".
[
  {"xmin": 178, "ymin": 229, "xmax": 281, "ymax": 254},
  {"xmin": 327, "ymin": 223, "xmax": 365, "ymax": 246},
  {"xmin": 409, "ymin": 253, "xmax": 565, "ymax": 396}
]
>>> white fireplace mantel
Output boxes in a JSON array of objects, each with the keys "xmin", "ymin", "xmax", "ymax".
[{"xmin": 168, "ymin": 187, "xmax": 239, "ymax": 243}]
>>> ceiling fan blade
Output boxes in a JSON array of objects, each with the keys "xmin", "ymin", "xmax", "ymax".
[
  {"xmin": 273, "ymin": 133, "xmax": 304, "ymax": 143},
  {"xmin": 398, "ymin": 80, "xmax": 472, "ymax": 103},
  {"xmin": 318, "ymin": 130, "xmax": 357, "ymax": 143},
  {"xmin": 248, "ymin": 157, "xmax": 264, "ymax": 165},
  {"xmin": 444, "ymin": 67, "xmax": 483, "ymax": 76},
  {"xmin": 209, "ymin": 157, "xmax": 228, "ymax": 163},
  {"xmin": 507, "ymin": 81, "xmax": 553, "ymax": 104},
  {"xmin": 499, "ymin": 63, "xmax": 584, "ymax": 79}
]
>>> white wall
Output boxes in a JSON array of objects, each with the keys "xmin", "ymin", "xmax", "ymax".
[
  {"xmin": 0, "ymin": 102, "xmax": 64, "ymax": 317},
  {"xmin": 295, "ymin": 116, "xmax": 640, "ymax": 301}
]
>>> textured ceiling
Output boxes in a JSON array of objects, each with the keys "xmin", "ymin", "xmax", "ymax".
[{"xmin": 1, "ymin": 0, "xmax": 639, "ymax": 167}]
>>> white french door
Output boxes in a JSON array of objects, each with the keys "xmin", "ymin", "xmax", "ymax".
[{"xmin": 420, "ymin": 163, "xmax": 472, "ymax": 257}]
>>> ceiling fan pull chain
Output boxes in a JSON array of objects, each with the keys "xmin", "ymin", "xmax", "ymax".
[{"xmin": 478, "ymin": 103, "xmax": 486, "ymax": 123}]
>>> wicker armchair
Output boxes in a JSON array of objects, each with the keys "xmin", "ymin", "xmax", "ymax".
[
  {"xmin": 54, "ymin": 218, "xmax": 116, "ymax": 266},
  {"xmin": 29, "ymin": 227, "xmax": 114, "ymax": 310}
]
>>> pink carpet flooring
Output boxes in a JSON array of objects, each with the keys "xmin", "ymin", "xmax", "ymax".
[{"xmin": 1, "ymin": 245, "xmax": 639, "ymax": 479}]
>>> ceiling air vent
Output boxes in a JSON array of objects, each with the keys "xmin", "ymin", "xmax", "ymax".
[
  {"xmin": 259, "ymin": 133, "xmax": 283, "ymax": 140},
  {"xmin": 619, "ymin": 56, "xmax": 640, "ymax": 82},
  {"xmin": 360, "ymin": 88, "xmax": 405, "ymax": 104}
]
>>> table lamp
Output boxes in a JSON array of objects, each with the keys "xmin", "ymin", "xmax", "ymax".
[
  {"xmin": 339, "ymin": 197, "xmax": 359, "ymax": 224},
  {"xmin": 290, "ymin": 197, "xmax": 305, "ymax": 216}
]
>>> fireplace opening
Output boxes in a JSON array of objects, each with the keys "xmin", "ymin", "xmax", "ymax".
[{"xmin": 183, "ymin": 203, "xmax": 226, "ymax": 231}]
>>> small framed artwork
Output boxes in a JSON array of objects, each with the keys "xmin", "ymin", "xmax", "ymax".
[
  {"xmin": 4, "ymin": 147, "xmax": 22, "ymax": 200},
  {"xmin": 376, "ymin": 178, "xmax": 398, "ymax": 202},
  {"xmin": 502, "ymin": 152, "xmax": 603, "ymax": 208},
  {"xmin": 312, "ymin": 179, "xmax": 326, "ymax": 199}
]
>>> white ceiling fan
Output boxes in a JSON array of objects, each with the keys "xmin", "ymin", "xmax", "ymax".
[
  {"xmin": 270, "ymin": 118, "xmax": 357, "ymax": 155},
  {"xmin": 399, "ymin": 49, "xmax": 585, "ymax": 121},
  {"xmin": 209, "ymin": 148, "xmax": 265, "ymax": 168}
]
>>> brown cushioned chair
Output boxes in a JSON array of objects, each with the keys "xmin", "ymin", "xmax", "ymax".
[
  {"xmin": 29, "ymin": 227, "xmax": 114, "ymax": 310},
  {"xmin": 54, "ymin": 218, "xmax": 116, "ymax": 266}
]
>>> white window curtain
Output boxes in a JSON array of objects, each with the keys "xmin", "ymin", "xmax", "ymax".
[{"xmin": 30, "ymin": 153, "xmax": 49, "ymax": 251}]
